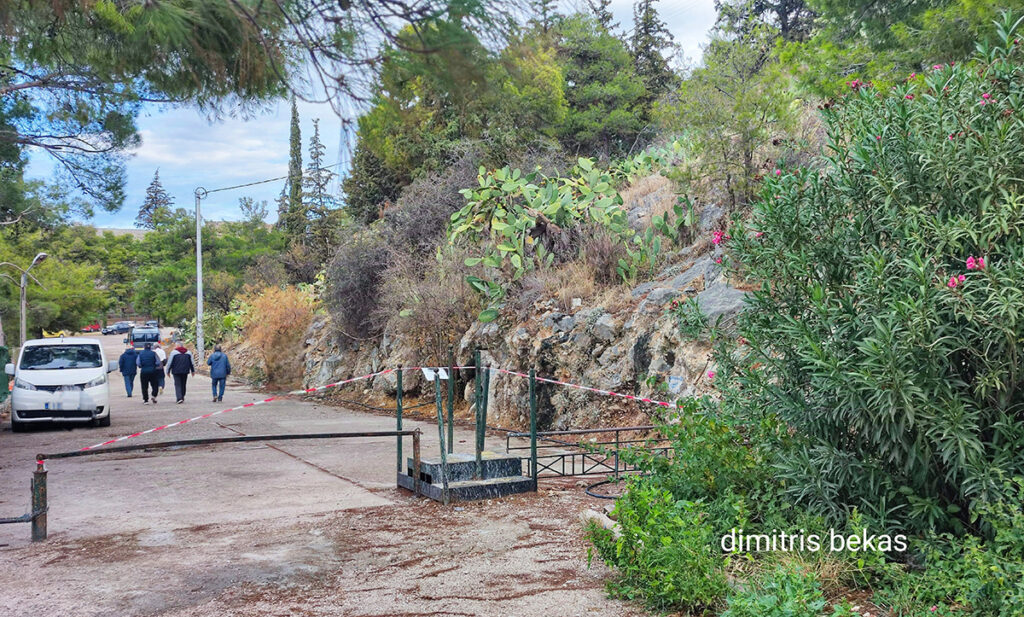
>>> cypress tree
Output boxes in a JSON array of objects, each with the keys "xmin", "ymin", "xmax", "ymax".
[{"xmin": 285, "ymin": 96, "xmax": 305, "ymax": 241}]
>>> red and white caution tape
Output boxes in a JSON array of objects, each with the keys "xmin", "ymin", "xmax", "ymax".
[
  {"xmin": 71, "ymin": 368, "xmax": 395, "ymax": 457},
  {"xmin": 492, "ymin": 367, "xmax": 678, "ymax": 408}
]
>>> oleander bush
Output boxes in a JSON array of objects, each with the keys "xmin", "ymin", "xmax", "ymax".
[{"xmin": 720, "ymin": 14, "xmax": 1024, "ymax": 535}]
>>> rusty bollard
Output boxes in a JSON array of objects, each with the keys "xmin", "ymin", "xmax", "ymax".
[{"xmin": 31, "ymin": 459, "xmax": 47, "ymax": 541}]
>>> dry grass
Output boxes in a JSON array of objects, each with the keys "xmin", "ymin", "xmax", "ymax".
[
  {"xmin": 239, "ymin": 286, "xmax": 315, "ymax": 389},
  {"xmin": 517, "ymin": 262, "xmax": 602, "ymax": 316},
  {"xmin": 619, "ymin": 174, "xmax": 675, "ymax": 229}
]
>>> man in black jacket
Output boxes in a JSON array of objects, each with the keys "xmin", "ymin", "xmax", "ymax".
[
  {"xmin": 167, "ymin": 344, "xmax": 196, "ymax": 404},
  {"xmin": 136, "ymin": 343, "xmax": 162, "ymax": 404}
]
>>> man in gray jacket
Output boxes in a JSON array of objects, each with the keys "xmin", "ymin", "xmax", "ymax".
[{"xmin": 207, "ymin": 345, "xmax": 231, "ymax": 403}]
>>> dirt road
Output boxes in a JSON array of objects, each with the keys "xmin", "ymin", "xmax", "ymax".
[{"xmin": 0, "ymin": 335, "xmax": 640, "ymax": 617}]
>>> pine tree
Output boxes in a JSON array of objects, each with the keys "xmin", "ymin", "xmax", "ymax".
[
  {"xmin": 284, "ymin": 95, "xmax": 305, "ymax": 241},
  {"xmin": 589, "ymin": 0, "xmax": 618, "ymax": 32},
  {"xmin": 136, "ymin": 170, "xmax": 174, "ymax": 229},
  {"xmin": 530, "ymin": 0, "xmax": 560, "ymax": 34},
  {"xmin": 631, "ymin": 0, "xmax": 676, "ymax": 109}
]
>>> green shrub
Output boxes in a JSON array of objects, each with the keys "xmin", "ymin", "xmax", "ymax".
[
  {"xmin": 719, "ymin": 14, "xmax": 1024, "ymax": 534},
  {"xmin": 324, "ymin": 229, "xmax": 389, "ymax": 338},
  {"xmin": 589, "ymin": 480, "xmax": 728, "ymax": 612},
  {"xmin": 721, "ymin": 563, "xmax": 826, "ymax": 617}
]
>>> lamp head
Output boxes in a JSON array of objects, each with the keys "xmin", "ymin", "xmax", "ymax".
[{"xmin": 31, "ymin": 253, "xmax": 47, "ymax": 267}]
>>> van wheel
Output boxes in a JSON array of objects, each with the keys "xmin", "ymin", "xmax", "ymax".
[
  {"xmin": 11, "ymin": 416, "xmax": 27, "ymax": 432},
  {"xmin": 96, "ymin": 414, "xmax": 111, "ymax": 428}
]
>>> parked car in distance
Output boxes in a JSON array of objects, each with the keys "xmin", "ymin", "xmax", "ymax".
[
  {"xmin": 81, "ymin": 323, "xmax": 101, "ymax": 332},
  {"xmin": 126, "ymin": 326, "xmax": 161, "ymax": 349},
  {"xmin": 4, "ymin": 337, "xmax": 117, "ymax": 431},
  {"xmin": 144, "ymin": 320, "xmax": 159, "ymax": 328},
  {"xmin": 101, "ymin": 321, "xmax": 133, "ymax": 335}
]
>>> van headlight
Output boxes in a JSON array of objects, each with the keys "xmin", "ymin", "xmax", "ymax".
[
  {"xmin": 85, "ymin": 375, "xmax": 106, "ymax": 388},
  {"xmin": 14, "ymin": 378, "xmax": 37, "ymax": 390}
]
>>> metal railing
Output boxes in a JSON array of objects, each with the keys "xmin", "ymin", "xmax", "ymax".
[
  {"xmin": 9, "ymin": 430, "xmax": 422, "ymax": 542},
  {"xmin": 501, "ymin": 425, "xmax": 674, "ymax": 479}
]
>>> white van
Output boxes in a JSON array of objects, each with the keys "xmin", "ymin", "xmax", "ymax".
[{"xmin": 4, "ymin": 337, "xmax": 117, "ymax": 431}]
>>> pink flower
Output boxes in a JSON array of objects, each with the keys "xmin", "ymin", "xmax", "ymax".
[
  {"xmin": 712, "ymin": 230, "xmax": 726, "ymax": 245},
  {"xmin": 966, "ymin": 256, "xmax": 976, "ymax": 269},
  {"xmin": 982, "ymin": 92, "xmax": 991, "ymax": 99},
  {"xmin": 706, "ymin": 371, "xmax": 715, "ymax": 380},
  {"xmin": 933, "ymin": 64, "xmax": 943, "ymax": 70},
  {"xmin": 905, "ymin": 94, "xmax": 915, "ymax": 100},
  {"xmin": 909, "ymin": 72, "xmax": 916, "ymax": 79},
  {"xmin": 949, "ymin": 134, "xmax": 955, "ymax": 140},
  {"xmin": 958, "ymin": 274, "xmax": 966, "ymax": 282},
  {"xmin": 714, "ymin": 257, "xmax": 722, "ymax": 264},
  {"xmin": 977, "ymin": 256, "xmax": 985, "ymax": 269},
  {"xmin": 876, "ymin": 135, "xmax": 882, "ymax": 141},
  {"xmin": 754, "ymin": 231, "xmax": 764, "ymax": 238},
  {"xmin": 948, "ymin": 276, "xmax": 958, "ymax": 288},
  {"xmin": 774, "ymin": 169, "xmax": 782, "ymax": 176},
  {"xmin": 930, "ymin": 607, "xmax": 938, "ymax": 613}
]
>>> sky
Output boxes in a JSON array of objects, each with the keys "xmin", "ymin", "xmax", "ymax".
[{"xmin": 26, "ymin": 0, "xmax": 717, "ymax": 229}]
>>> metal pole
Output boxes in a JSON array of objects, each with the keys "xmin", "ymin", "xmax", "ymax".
[
  {"xmin": 614, "ymin": 429, "xmax": 620, "ymax": 483},
  {"xmin": 447, "ymin": 346, "xmax": 454, "ymax": 454},
  {"xmin": 434, "ymin": 378, "xmax": 450, "ymax": 505},
  {"xmin": 529, "ymin": 368, "xmax": 538, "ymax": 488},
  {"xmin": 474, "ymin": 348, "xmax": 482, "ymax": 478},
  {"xmin": 194, "ymin": 188, "xmax": 206, "ymax": 365},
  {"xmin": 19, "ymin": 271, "xmax": 26, "ymax": 346},
  {"xmin": 477, "ymin": 363, "xmax": 490, "ymax": 478},
  {"xmin": 412, "ymin": 429, "xmax": 421, "ymax": 497},
  {"xmin": 396, "ymin": 366, "xmax": 404, "ymax": 473},
  {"xmin": 31, "ymin": 462, "xmax": 47, "ymax": 542}
]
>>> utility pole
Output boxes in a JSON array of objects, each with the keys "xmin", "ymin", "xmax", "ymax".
[
  {"xmin": 1, "ymin": 253, "xmax": 47, "ymax": 347},
  {"xmin": 194, "ymin": 188, "xmax": 206, "ymax": 365}
]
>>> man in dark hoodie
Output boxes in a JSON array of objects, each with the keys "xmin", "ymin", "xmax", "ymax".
[
  {"xmin": 136, "ymin": 342, "xmax": 162, "ymax": 404},
  {"xmin": 118, "ymin": 345, "xmax": 138, "ymax": 397},
  {"xmin": 167, "ymin": 344, "xmax": 195, "ymax": 404}
]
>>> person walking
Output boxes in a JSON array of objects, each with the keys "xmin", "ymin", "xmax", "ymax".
[
  {"xmin": 167, "ymin": 343, "xmax": 195, "ymax": 404},
  {"xmin": 117, "ymin": 345, "xmax": 138, "ymax": 397},
  {"xmin": 136, "ymin": 342, "xmax": 162, "ymax": 404},
  {"xmin": 207, "ymin": 345, "xmax": 231, "ymax": 402},
  {"xmin": 154, "ymin": 343, "xmax": 167, "ymax": 395}
]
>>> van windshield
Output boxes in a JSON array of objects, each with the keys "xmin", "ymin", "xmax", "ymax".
[
  {"xmin": 20, "ymin": 345, "xmax": 103, "ymax": 370},
  {"xmin": 132, "ymin": 330, "xmax": 160, "ymax": 342}
]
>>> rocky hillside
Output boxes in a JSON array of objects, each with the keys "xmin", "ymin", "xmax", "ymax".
[{"xmin": 302, "ymin": 175, "xmax": 747, "ymax": 431}]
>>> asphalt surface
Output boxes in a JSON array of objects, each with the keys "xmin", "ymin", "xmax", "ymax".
[{"xmin": 0, "ymin": 334, "xmax": 637, "ymax": 617}]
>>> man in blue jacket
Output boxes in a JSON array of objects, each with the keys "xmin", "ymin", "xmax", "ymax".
[
  {"xmin": 136, "ymin": 342, "xmax": 162, "ymax": 404},
  {"xmin": 207, "ymin": 345, "xmax": 231, "ymax": 402},
  {"xmin": 117, "ymin": 345, "xmax": 138, "ymax": 397}
]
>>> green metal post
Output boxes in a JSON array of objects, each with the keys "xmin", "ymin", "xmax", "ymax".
[
  {"xmin": 529, "ymin": 368, "xmax": 538, "ymax": 489},
  {"xmin": 474, "ymin": 349, "xmax": 482, "ymax": 478},
  {"xmin": 0, "ymin": 346, "xmax": 8, "ymax": 404},
  {"xmin": 396, "ymin": 366, "xmax": 403, "ymax": 473},
  {"xmin": 447, "ymin": 346, "xmax": 455, "ymax": 454},
  {"xmin": 31, "ymin": 462, "xmax": 47, "ymax": 542},
  {"xmin": 477, "ymin": 363, "xmax": 490, "ymax": 478},
  {"xmin": 434, "ymin": 378, "xmax": 450, "ymax": 505}
]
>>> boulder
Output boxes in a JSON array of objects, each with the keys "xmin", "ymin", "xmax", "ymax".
[{"xmin": 592, "ymin": 313, "xmax": 618, "ymax": 342}]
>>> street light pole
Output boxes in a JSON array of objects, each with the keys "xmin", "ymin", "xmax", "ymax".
[{"xmin": 194, "ymin": 188, "xmax": 206, "ymax": 365}]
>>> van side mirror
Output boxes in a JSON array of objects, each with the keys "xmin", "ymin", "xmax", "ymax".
[
  {"xmin": 107, "ymin": 361, "xmax": 118, "ymax": 373},
  {"xmin": 4, "ymin": 363, "xmax": 13, "ymax": 376}
]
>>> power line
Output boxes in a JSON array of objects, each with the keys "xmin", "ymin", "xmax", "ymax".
[{"xmin": 197, "ymin": 159, "xmax": 347, "ymax": 197}]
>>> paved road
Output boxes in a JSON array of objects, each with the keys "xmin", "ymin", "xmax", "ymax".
[
  {"xmin": 0, "ymin": 334, "xmax": 637, "ymax": 617},
  {"xmin": 0, "ymin": 333, "xmax": 457, "ymax": 543}
]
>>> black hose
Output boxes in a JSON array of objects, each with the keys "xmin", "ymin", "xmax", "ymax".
[{"xmin": 585, "ymin": 479, "xmax": 621, "ymax": 500}]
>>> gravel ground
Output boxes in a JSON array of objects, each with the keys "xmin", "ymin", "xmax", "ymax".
[{"xmin": 0, "ymin": 334, "xmax": 643, "ymax": 617}]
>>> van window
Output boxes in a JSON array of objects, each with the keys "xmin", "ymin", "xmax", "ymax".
[
  {"xmin": 131, "ymin": 329, "xmax": 160, "ymax": 343},
  {"xmin": 20, "ymin": 345, "xmax": 103, "ymax": 370}
]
